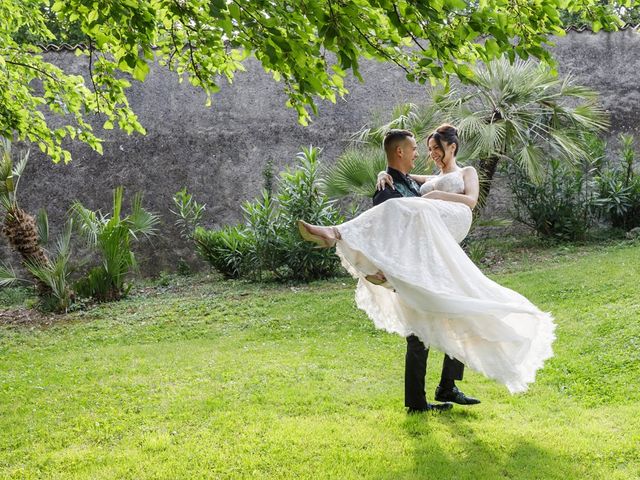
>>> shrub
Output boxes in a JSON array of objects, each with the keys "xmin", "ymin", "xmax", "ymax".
[
  {"xmin": 508, "ymin": 157, "xmax": 598, "ymax": 241},
  {"xmin": 276, "ymin": 146, "xmax": 345, "ymax": 280},
  {"xmin": 193, "ymin": 225, "xmax": 253, "ymax": 279},
  {"xmin": 171, "ymin": 187, "xmax": 206, "ymax": 241},
  {"xmin": 241, "ymin": 191, "xmax": 285, "ymax": 279},
  {"xmin": 195, "ymin": 146, "xmax": 344, "ymax": 282},
  {"xmin": 595, "ymin": 134, "xmax": 640, "ymax": 230}
]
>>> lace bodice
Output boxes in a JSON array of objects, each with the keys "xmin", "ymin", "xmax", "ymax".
[{"xmin": 420, "ymin": 170, "xmax": 465, "ymax": 195}]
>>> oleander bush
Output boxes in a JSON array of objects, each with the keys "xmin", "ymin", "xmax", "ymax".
[
  {"xmin": 595, "ymin": 134, "xmax": 640, "ymax": 230},
  {"xmin": 508, "ymin": 157, "xmax": 599, "ymax": 241},
  {"xmin": 193, "ymin": 146, "xmax": 344, "ymax": 282},
  {"xmin": 508, "ymin": 133, "xmax": 640, "ymax": 240},
  {"xmin": 193, "ymin": 225, "xmax": 253, "ymax": 279}
]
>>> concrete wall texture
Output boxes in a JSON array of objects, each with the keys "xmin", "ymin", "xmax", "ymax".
[{"xmin": 2, "ymin": 29, "xmax": 639, "ymax": 275}]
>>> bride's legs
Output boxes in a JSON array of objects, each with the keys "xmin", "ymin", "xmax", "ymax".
[
  {"xmin": 298, "ymin": 220, "xmax": 388, "ymax": 284},
  {"xmin": 297, "ymin": 220, "xmax": 342, "ymax": 248}
]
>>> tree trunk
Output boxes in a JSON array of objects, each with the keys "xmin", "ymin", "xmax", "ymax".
[
  {"xmin": 476, "ymin": 155, "xmax": 500, "ymax": 211},
  {"xmin": 2, "ymin": 207, "xmax": 52, "ymax": 295}
]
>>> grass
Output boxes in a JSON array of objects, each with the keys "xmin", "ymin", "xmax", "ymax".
[{"xmin": 1, "ymin": 241, "xmax": 639, "ymax": 479}]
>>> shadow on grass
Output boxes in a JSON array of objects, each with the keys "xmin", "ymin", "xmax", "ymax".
[{"xmin": 377, "ymin": 409, "xmax": 583, "ymax": 480}]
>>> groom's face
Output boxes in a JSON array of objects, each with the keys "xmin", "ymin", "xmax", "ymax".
[{"xmin": 401, "ymin": 137, "xmax": 418, "ymax": 171}]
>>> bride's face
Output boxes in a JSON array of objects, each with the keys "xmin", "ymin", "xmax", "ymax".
[{"xmin": 428, "ymin": 137, "xmax": 455, "ymax": 170}]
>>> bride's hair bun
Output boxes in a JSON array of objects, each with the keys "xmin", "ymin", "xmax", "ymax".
[
  {"xmin": 429, "ymin": 123, "xmax": 460, "ymax": 155},
  {"xmin": 436, "ymin": 123, "xmax": 458, "ymax": 137}
]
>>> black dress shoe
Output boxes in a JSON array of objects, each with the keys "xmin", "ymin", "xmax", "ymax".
[
  {"xmin": 407, "ymin": 402, "xmax": 453, "ymax": 414},
  {"xmin": 434, "ymin": 386, "xmax": 481, "ymax": 405}
]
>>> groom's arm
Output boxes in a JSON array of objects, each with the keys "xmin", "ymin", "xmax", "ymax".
[{"xmin": 373, "ymin": 187, "xmax": 403, "ymax": 206}]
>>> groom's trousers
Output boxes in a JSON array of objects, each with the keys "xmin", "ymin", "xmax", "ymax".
[{"xmin": 405, "ymin": 334, "xmax": 464, "ymax": 410}]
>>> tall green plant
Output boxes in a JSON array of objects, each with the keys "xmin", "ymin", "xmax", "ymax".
[
  {"xmin": 195, "ymin": 146, "xmax": 344, "ymax": 282},
  {"xmin": 241, "ymin": 191, "xmax": 284, "ymax": 280},
  {"xmin": 171, "ymin": 188, "xmax": 206, "ymax": 241},
  {"xmin": 277, "ymin": 147, "xmax": 345, "ymax": 280},
  {"xmin": 71, "ymin": 186, "xmax": 159, "ymax": 301}
]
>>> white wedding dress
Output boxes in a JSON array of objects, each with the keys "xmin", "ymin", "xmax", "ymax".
[{"xmin": 335, "ymin": 171, "xmax": 556, "ymax": 393}]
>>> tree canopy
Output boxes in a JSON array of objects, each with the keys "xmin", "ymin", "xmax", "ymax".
[{"xmin": 0, "ymin": 0, "xmax": 628, "ymax": 163}]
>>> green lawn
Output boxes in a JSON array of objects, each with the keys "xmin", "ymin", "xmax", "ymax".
[{"xmin": 1, "ymin": 242, "xmax": 639, "ymax": 479}]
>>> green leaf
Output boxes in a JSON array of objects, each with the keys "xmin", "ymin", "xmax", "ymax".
[{"xmin": 228, "ymin": 3, "xmax": 241, "ymax": 19}]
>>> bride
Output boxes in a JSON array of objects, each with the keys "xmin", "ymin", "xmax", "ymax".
[{"xmin": 298, "ymin": 125, "xmax": 556, "ymax": 398}]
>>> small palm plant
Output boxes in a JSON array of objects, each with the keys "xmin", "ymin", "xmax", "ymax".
[
  {"xmin": 23, "ymin": 216, "xmax": 76, "ymax": 312},
  {"xmin": 0, "ymin": 139, "xmax": 52, "ymax": 295},
  {"xmin": 71, "ymin": 186, "xmax": 160, "ymax": 301},
  {"xmin": 0, "ymin": 210, "xmax": 77, "ymax": 313}
]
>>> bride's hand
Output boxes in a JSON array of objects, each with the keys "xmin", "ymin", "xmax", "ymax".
[{"xmin": 376, "ymin": 171, "xmax": 394, "ymax": 191}]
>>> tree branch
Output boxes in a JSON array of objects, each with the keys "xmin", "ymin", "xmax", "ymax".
[
  {"xmin": 5, "ymin": 60, "xmax": 61, "ymax": 83},
  {"xmin": 393, "ymin": 3, "xmax": 428, "ymax": 52},
  {"xmin": 87, "ymin": 38, "xmax": 102, "ymax": 114},
  {"xmin": 349, "ymin": 21, "xmax": 412, "ymax": 76}
]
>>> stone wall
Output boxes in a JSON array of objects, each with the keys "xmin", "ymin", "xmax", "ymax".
[{"xmin": 2, "ymin": 29, "xmax": 639, "ymax": 275}]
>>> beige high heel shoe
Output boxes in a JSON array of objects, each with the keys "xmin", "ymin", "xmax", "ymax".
[
  {"xmin": 365, "ymin": 272, "xmax": 388, "ymax": 285},
  {"xmin": 297, "ymin": 220, "xmax": 341, "ymax": 248}
]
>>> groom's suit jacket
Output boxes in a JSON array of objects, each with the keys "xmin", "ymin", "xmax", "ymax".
[{"xmin": 372, "ymin": 167, "xmax": 421, "ymax": 206}]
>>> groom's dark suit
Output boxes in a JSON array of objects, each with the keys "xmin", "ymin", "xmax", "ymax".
[{"xmin": 373, "ymin": 167, "xmax": 465, "ymax": 411}]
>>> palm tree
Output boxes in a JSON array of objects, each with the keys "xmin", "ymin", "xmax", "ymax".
[
  {"xmin": 436, "ymin": 56, "xmax": 609, "ymax": 208},
  {"xmin": 0, "ymin": 139, "xmax": 52, "ymax": 295},
  {"xmin": 323, "ymin": 57, "xmax": 609, "ymax": 211}
]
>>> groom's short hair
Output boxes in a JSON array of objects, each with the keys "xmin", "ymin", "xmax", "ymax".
[{"xmin": 383, "ymin": 129, "xmax": 415, "ymax": 157}]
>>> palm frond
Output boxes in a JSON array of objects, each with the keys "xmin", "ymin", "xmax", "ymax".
[
  {"xmin": 0, "ymin": 261, "xmax": 23, "ymax": 287},
  {"xmin": 320, "ymin": 147, "xmax": 387, "ymax": 198},
  {"xmin": 5, "ymin": 147, "xmax": 30, "ymax": 206},
  {"xmin": 36, "ymin": 208, "xmax": 49, "ymax": 246},
  {"xmin": 24, "ymin": 251, "xmax": 73, "ymax": 311},
  {"xmin": 568, "ymin": 104, "xmax": 610, "ymax": 132},
  {"xmin": 112, "ymin": 186, "xmax": 124, "ymax": 221},
  {"xmin": 515, "ymin": 143, "xmax": 545, "ymax": 184},
  {"xmin": 127, "ymin": 192, "xmax": 160, "ymax": 240},
  {"xmin": 69, "ymin": 201, "xmax": 100, "ymax": 246},
  {"xmin": 55, "ymin": 219, "xmax": 73, "ymax": 258},
  {"xmin": 548, "ymin": 130, "xmax": 587, "ymax": 163}
]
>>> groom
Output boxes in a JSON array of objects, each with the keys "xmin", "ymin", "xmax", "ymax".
[{"xmin": 372, "ymin": 129, "xmax": 480, "ymax": 413}]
